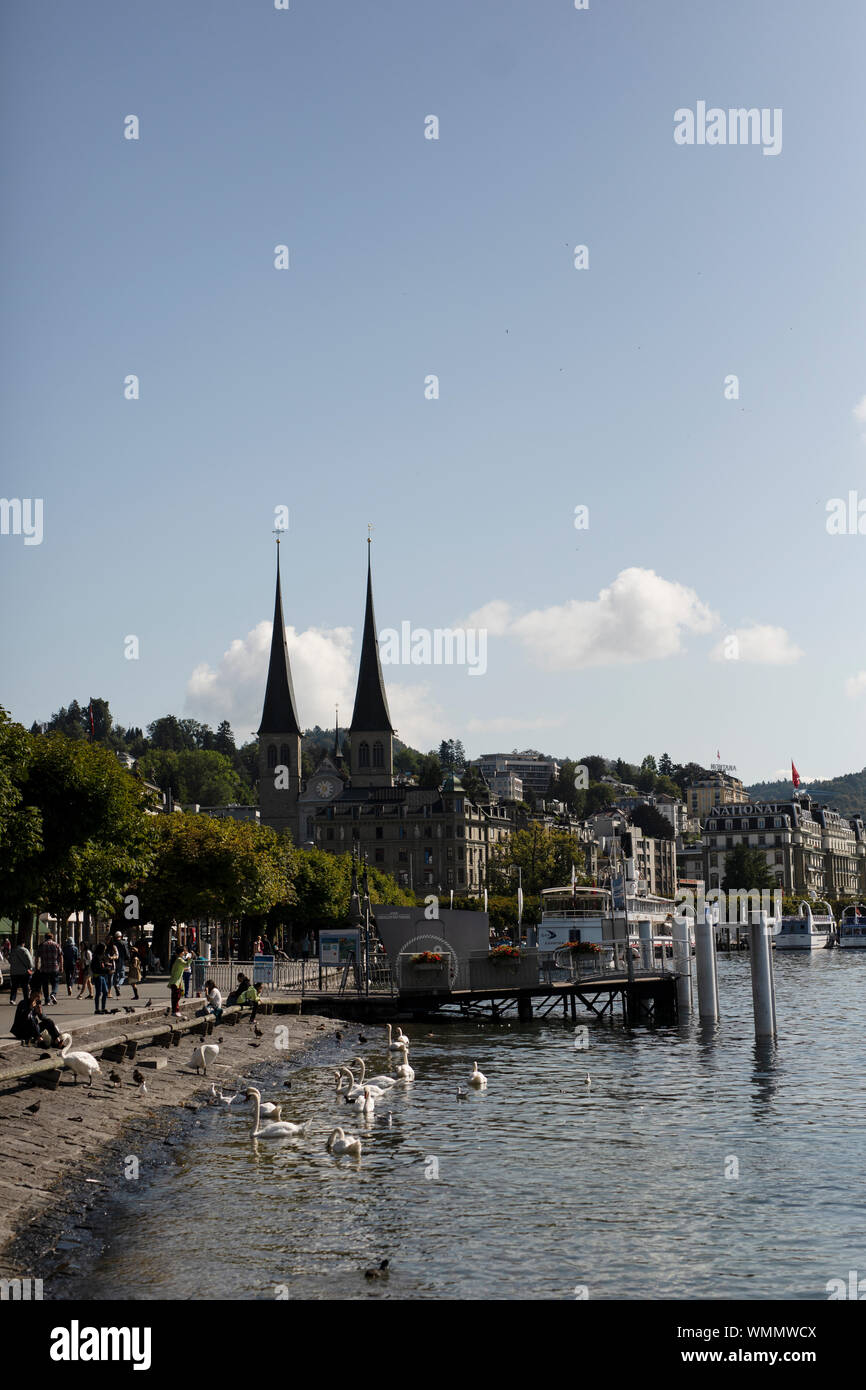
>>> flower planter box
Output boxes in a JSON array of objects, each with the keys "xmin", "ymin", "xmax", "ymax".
[
  {"xmin": 468, "ymin": 949, "xmax": 539, "ymax": 991},
  {"xmin": 398, "ymin": 959, "xmax": 452, "ymax": 994}
]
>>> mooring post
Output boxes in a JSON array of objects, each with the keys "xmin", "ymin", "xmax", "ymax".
[
  {"xmin": 517, "ymin": 994, "xmax": 533, "ymax": 1022},
  {"xmin": 694, "ymin": 902, "xmax": 719, "ymax": 1022},
  {"xmin": 673, "ymin": 910, "xmax": 693, "ymax": 1017},
  {"xmin": 749, "ymin": 909, "xmax": 777, "ymax": 1038}
]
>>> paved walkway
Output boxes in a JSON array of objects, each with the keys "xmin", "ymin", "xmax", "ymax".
[{"xmin": 0, "ymin": 975, "xmax": 174, "ymax": 1053}]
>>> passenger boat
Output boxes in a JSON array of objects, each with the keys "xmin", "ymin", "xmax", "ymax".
[
  {"xmin": 774, "ymin": 901, "xmax": 835, "ymax": 950},
  {"xmin": 838, "ymin": 904, "xmax": 866, "ymax": 949},
  {"xmin": 533, "ymin": 885, "xmax": 680, "ymax": 966}
]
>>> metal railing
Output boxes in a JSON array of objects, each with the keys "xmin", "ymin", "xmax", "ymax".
[
  {"xmin": 191, "ymin": 959, "xmax": 342, "ymax": 996},
  {"xmin": 548, "ymin": 940, "xmax": 672, "ymax": 982}
]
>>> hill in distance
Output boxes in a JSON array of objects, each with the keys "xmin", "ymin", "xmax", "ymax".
[{"xmin": 746, "ymin": 768, "xmax": 866, "ymax": 820}]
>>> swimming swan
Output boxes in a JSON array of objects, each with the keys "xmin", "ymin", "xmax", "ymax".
[
  {"xmin": 468, "ymin": 1062, "xmax": 487, "ymax": 1089},
  {"xmin": 385, "ymin": 1023, "xmax": 408, "ymax": 1052},
  {"xmin": 352, "ymin": 1058, "xmax": 396, "ymax": 1090},
  {"xmin": 340, "ymin": 1066, "xmax": 390, "ymax": 1100},
  {"xmin": 245, "ymin": 1090, "xmax": 282, "ymax": 1118},
  {"xmin": 347, "ymin": 1085, "xmax": 375, "ymax": 1114},
  {"xmin": 394, "ymin": 1045, "xmax": 414, "ymax": 1081},
  {"xmin": 326, "ymin": 1127, "xmax": 362, "ymax": 1157},
  {"xmin": 247, "ymin": 1087, "xmax": 309, "ymax": 1139},
  {"xmin": 58, "ymin": 1033, "xmax": 101, "ymax": 1086}
]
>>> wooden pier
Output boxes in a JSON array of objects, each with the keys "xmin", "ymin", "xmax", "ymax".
[{"xmin": 292, "ymin": 970, "xmax": 678, "ymax": 1026}]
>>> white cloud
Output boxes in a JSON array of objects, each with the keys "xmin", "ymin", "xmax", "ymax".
[
  {"xmin": 463, "ymin": 599, "xmax": 513, "ymax": 637},
  {"xmin": 386, "ymin": 683, "xmax": 447, "ymax": 751},
  {"xmin": 854, "ymin": 394, "xmax": 866, "ymax": 439},
  {"xmin": 709, "ymin": 625, "xmax": 803, "ymax": 665},
  {"xmin": 186, "ymin": 622, "xmax": 355, "ymax": 739},
  {"xmin": 466, "ymin": 568, "xmax": 716, "ymax": 671},
  {"xmin": 844, "ymin": 671, "xmax": 866, "ymax": 699}
]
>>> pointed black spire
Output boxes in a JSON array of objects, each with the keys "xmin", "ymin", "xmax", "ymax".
[
  {"xmin": 258, "ymin": 541, "xmax": 302, "ymax": 736},
  {"xmin": 333, "ymin": 706, "xmax": 343, "ymax": 767},
  {"xmin": 350, "ymin": 540, "xmax": 393, "ymax": 733}
]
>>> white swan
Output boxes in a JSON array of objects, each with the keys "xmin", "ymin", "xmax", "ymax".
[
  {"xmin": 385, "ymin": 1023, "xmax": 408, "ymax": 1052},
  {"xmin": 347, "ymin": 1085, "xmax": 375, "ymax": 1115},
  {"xmin": 190, "ymin": 1041, "xmax": 219, "ymax": 1074},
  {"xmin": 58, "ymin": 1033, "xmax": 101, "ymax": 1086},
  {"xmin": 584, "ymin": 1073, "xmax": 591, "ymax": 1087},
  {"xmin": 468, "ymin": 1061, "xmax": 487, "ymax": 1089},
  {"xmin": 247, "ymin": 1088, "xmax": 309, "ymax": 1139},
  {"xmin": 242, "ymin": 1089, "xmax": 282, "ymax": 1117},
  {"xmin": 353, "ymin": 1057, "xmax": 396, "ymax": 1090},
  {"xmin": 339, "ymin": 1066, "xmax": 390, "ymax": 1100},
  {"xmin": 326, "ymin": 1127, "xmax": 362, "ymax": 1157},
  {"xmin": 394, "ymin": 1045, "xmax": 414, "ymax": 1081}
]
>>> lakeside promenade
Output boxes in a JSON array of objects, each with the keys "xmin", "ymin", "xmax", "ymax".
[{"xmin": 0, "ymin": 985, "xmax": 340, "ymax": 1281}]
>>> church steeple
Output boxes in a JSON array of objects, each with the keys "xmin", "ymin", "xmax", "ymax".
[
  {"xmin": 333, "ymin": 706, "xmax": 343, "ymax": 769},
  {"xmin": 257, "ymin": 537, "xmax": 302, "ymax": 841},
  {"xmin": 258, "ymin": 540, "xmax": 301, "ymax": 737},
  {"xmin": 349, "ymin": 538, "xmax": 394, "ymax": 788},
  {"xmin": 350, "ymin": 540, "xmax": 393, "ymax": 734}
]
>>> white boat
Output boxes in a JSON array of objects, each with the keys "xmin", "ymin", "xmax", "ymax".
[
  {"xmin": 838, "ymin": 904, "xmax": 866, "ymax": 949},
  {"xmin": 774, "ymin": 901, "xmax": 835, "ymax": 950},
  {"xmin": 534, "ymin": 885, "xmax": 680, "ymax": 963}
]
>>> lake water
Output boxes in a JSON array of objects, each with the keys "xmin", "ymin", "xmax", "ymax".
[{"xmin": 46, "ymin": 953, "xmax": 866, "ymax": 1301}]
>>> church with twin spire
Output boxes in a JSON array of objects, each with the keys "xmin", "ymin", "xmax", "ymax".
[
  {"xmin": 256, "ymin": 538, "xmax": 510, "ymax": 895},
  {"xmin": 257, "ymin": 537, "xmax": 396, "ymax": 847}
]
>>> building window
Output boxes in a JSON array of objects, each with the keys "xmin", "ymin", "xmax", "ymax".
[
  {"xmin": 424, "ymin": 871, "xmax": 434, "ymax": 885},
  {"xmin": 375, "ymin": 848, "xmax": 384, "ymax": 863},
  {"xmin": 359, "ymin": 741, "xmax": 370, "ymax": 768},
  {"xmin": 398, "ymin": 851, "xmax": 408, "ymax": 863},
  {"xmin": 424, "ymin": 849, "xmax": 433, "ymax": 865},
  {"xmin": 398, "ymin": 872, "xmax": 409, "ymax": 886},
  {"xmin": 375, "ymin": 826, "xmax": 383, "ymax": 840},
  {"xmin": 280, "ymin": 743, "xmax": 291, "ymax": 767},
  {"xmin": 373, "ymin": 740, "xmax": 384, "ymax": 767},
  {"xmin": 267, "ymin": 745, "xmax": 277, "ymax": 769},
  {"xmin": 327, "ymin": 828, "xmax": 334, "ymax": 841}
]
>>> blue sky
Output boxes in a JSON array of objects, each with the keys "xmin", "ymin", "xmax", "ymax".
[{"xmin": 2, "ymin": 0, "xmax": 864, "ymax": 783}]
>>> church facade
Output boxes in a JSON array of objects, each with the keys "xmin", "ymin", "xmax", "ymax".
[{"xmin": 257, "ymin": 540, "xmax": 513, "ymax": 895}]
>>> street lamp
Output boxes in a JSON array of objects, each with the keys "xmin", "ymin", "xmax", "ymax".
[{"xmin": 507, "ymin": 864, "xmax": 523, "ymax": 945}]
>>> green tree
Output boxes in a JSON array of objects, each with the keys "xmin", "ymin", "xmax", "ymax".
[
  {"xmin": 629, "ymin": 803, "xmax": 674, "ymax": 840},
  {"xmin": 487, "ymin": 825, "xmax": 586, "ymax": 896},
  {"xmin": 0, "ymin": 709, "xmax": 43, "ymax": 929},
  {"xmin": 721, "ymin": 846, "xmax": 775, "ymax": 894},
  {"xmin": 140, "ymin": 815, "xmax": 296, "ymax": 963},
  {"xmin": 3, "ymin": 733, "xmax": 156, "ymax": 941},
  {"xmin": 418, "ymin": 754, "xmax": 443, "ymax": 789}
]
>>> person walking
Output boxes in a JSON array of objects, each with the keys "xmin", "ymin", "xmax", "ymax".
[
  {"xmin": 127, "ymin": 947, "xmax": 142, "ymax": 1001},
  {"xmin": 62, "ymin": 935, "xmax": 78, "ymax": 996},
  {"xmin": 112, "ymin": 931, "xmax": 129, "ymax": 997},
  {"xmin": 168, "ymin": 949, "xmax": 186, "ymax": 1017},
  {"xmin": 8, "ymin": 939, "xmax": 35, "ymax": 1005},
  {"xmin": 76, "ymin": 942, "xmax": 93, "ymax": 999},
  {"xmin": 92, "ymin": 942, "xmax": 111, "ymax": 1014},
  {"xmin": 37, "ymin": 932, "xmax": 63, "ymax": 1005},
  {"xmin": 136, "ymin": 935, "xmax": 149, "ymax": 982}
]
